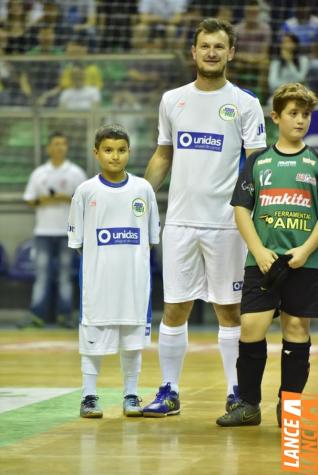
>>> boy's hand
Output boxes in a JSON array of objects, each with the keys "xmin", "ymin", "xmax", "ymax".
[
  {"xmin": 254, "ymin": 247, "xmax": 278, "ymax": 274},
  {"xmin": 285, "ymin": 247, "xmax": 310, "ymax": 269}
]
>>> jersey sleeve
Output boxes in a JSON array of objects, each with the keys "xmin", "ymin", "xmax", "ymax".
[
  {"xmin": 148, "ymin": 186, "xmax": 160, "ymax": 245},
  {"xmin": 68, "ymin": 188, "xmax": 84, "ymax": 248},
  {"xmin": 230, "ymin": 152, "xmax": 261, "ymax": 210},
  {"xmin": 241, "ymin": 97, "xmax": 267, "ymax": 150},
  {"xmin": 157, "ymin": 93, "xmax": 172, "ymax": 146}
]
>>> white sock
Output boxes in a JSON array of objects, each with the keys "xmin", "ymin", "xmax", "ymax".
[
  {"xmin": 159, "ymin": 321, "xmax": 188, "ymax": 393},
  {"xmin": 120, "ymin": 350, "xmax": 142, "ymax": 397},
  {"xmin": 81, "ymin": 355, "xmax": 102, "ymax": 398},
  {"xmin": 218, "ymin": 325, "xmax": 240, "ymax": 396}
]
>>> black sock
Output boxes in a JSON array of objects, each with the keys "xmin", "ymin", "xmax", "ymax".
[
  {"xmin": 278, "ymin": 339, "xmax": 311, "ymax": 399},
  {"xmin": 237, "ymin": 339, "xmax": 267, "ymax": 405}
]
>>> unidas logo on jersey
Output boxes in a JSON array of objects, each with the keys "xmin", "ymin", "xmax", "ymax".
[
  {"xmin": 177, "ymin": 131, "xmax": 224, "ymax": 152},
  {"xmin": 97, "ymin": 227, "xmax": 140, "ymax": 246}
]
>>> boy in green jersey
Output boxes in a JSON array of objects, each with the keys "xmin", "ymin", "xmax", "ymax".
[{"xmin": 216, "ymin": 83, "xmax": 318, "ymax": 427}]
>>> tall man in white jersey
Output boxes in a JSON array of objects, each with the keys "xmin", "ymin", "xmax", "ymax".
[{"xmin": 142, "ymin": 18, "xmax": 267, "ymax": 417}]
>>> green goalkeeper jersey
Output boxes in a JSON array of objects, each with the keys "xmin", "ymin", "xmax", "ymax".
[{"xmin": 231, "ymin": 144, "xmax": 318, "ymax": 269}]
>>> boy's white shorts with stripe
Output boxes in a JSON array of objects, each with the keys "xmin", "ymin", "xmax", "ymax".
[
  {"xmin": 162, "ymin": 225, "xmax": 247, "ymax": 305},
  {"xmin": 79, "ymin": 324, "xmax": 150, "ymax": 355}
]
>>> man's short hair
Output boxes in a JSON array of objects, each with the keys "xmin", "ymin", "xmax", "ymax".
[
  {"xmin": 272, "ymin": 83, "xmax": 318, "ymax": 115},
  {"xmin": 193, "ymin": 18, "xmax": 236, "ymax": 48},
  {"xmin": 48, "ymin": 131, "xmax": 67, "ymax": 143},
  {"xmin": 94, "ymin": 124, "xmax": 130, "ymax": 149}
]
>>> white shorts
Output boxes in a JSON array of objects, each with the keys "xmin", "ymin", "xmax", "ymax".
[
  {"xmin": 79, "ymin": 324, "xmax": 150, "ymax": 355},
  {"xmin": 162, "ymin": 225, "xmax": 246, "ymax": 304}
]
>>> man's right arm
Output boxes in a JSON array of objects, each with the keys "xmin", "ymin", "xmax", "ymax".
[{"xmin": 144, "ymin": 144, "xmax": 173, "ymax": 192}]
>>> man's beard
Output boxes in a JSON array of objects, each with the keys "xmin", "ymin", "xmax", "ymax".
[{"xmin": 196, "ymin": 64, "xmax": 226, "ymax": 79}]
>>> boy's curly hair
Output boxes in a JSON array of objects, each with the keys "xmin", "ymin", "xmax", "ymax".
[{"xmin": 273, "ymin": 83, "xmax": 318, "ymax": 115}]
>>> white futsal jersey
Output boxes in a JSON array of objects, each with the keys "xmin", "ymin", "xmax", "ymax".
[
  {"xmin": 68, "ymin": 173, "xmax": 160, "ymax": 326},
  {"xmin": 158, "ymin": 81, "xmax": 266, "ymax": 228}
]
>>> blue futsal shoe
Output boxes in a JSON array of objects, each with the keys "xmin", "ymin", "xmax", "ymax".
[
  {"xmin": 143, "ymin": 383, "xmax": 180, "ymax": 417},
  {"xmin": 225, "ymin": 385, "xmax": 240, "ymax": 412}
]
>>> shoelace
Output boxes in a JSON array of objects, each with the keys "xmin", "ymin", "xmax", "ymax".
[
  {"xmin": 125, "ymin": 396, "xmax": 141, "ymax": 406},
  {"xmin": 153, "ymin": 384, "xmax": 170, "ymax": 403},
  {"xmin": 84, "ymin": 396, "xmax": 99, "ymax": 408},
  {"xmin": 228, "ymin": 400, "xmax": 243, "ymax": 412}
]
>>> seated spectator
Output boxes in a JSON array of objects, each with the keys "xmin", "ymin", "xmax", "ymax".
[
  {"xmin": 268, "ymin": 33, "xmax": 309, "ymax": 96},
  {"xmin": 4, "ymin": 0, "xmax": 32, "ymax": 53},
  {"xmin": 307, "ymin": 41, "xmax": 318, "ymax": 95},
  {"xmin": 55, "ymin": 0, "xmax": 96, "ymax": 35},
  {"xmin": 27, "ymin": 24, "xmax": 63, "ymax": 55},
  {"xmin": 60, "ymin": 32, "xmax": 103, "ymax": 89},
  {"xmin": 58, "ymin": 64, "xmax": 101, "ymax": 110},
  {"xmin": 24, "ymin": 26, "xmax": 63, "ymax": 105},
  {"xmin": 0, "ymin": 28, "xmax": 31, "ymax": 106},
  {"xmin": 96, "ymin": 0, "xmax": 137, "ymax": 52},
  {"xmin": 279, "ymin": 0, "xmax": 318, "ymax": 54},
  {"xmin": 233, "ymin": 0, "xmax": 272, "ymax": 103},
  {"xmin": 36, "ymin": 33, "xmax": 103, "ymax": 107},
  {"xmin": 132, "ymin": 0, "xmax": 190, "ymax": 51},
  {"xmin": 27, "ymin": 1, "xmax": 72, "ymax": 50}
]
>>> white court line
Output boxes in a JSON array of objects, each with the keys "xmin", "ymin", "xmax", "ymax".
[
  {"xmin": 0, "ymin": 387, "xmax": 78, "ymax": 414},
  {"xmin": 0, "ymin": 341, "xmax": 317, "ymax": 353}
]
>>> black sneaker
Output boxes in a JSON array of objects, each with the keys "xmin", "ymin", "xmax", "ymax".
[
  {"xmin": 216, "ymin": 400, "xmax": 261, "ymax": 427},
  {"xmin": 80, "ymin": 395, "xmax": 103, "ymax": 418}
]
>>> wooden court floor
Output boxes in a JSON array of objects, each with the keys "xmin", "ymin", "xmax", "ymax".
[{"xmin": 0, "ymin": 326, "xmax": 317, "ymax": 475}]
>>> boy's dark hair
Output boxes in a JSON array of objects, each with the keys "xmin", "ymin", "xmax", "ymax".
[
  {"xmin": 272, "ymin": 83, "xmax": 318, "ymax": 115},
  {"xmin": 94, "ymin": 124, "xmax": 130, "ymax": 149},
  {"xmin": 48, "ymin": 131, "xmax": 67, "ymax": 143},
  {"xmin": 193, "ymin": 18, "xmax": 236, "ymax": 48}
]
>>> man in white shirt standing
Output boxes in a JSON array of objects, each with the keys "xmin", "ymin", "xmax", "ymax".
[
  {"xmin": 142, "ymin": 18, "xmax": 267, "ymax": 417},
  {"xmin": 23, "ymin": 132, "xmax": 87, "ymax": 327}
]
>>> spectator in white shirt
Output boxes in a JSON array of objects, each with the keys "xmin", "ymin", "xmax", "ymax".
[{"xmin": 59, "ymin": 64, "xmax": 101, "ymax": 110}]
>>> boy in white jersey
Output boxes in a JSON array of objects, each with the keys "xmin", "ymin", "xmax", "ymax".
[
  {"xmin": 143, "ymin": 18, "xmax": 266, "ymax": 417},
  {"xmin": 68, "ymin": 124, "xmax": 160, "ymax": 418}
]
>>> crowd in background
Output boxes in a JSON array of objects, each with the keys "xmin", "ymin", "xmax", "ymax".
[{"xmin": 0, "ymin": 0, "xmax": 317, "ymax": 105}]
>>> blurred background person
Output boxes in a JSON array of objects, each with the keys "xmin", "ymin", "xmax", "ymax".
[
  {"xmin": 233, "ymin": 0, "xmax": 272, "ymax": 103},
  {"xmin": 307, "ymin": 41, "xmax": 318, "ymax": 95},
  {"xmin": 0, "ymin": 27, "xmax": 31, "ymax": 106},
  {"xmin": 23, "ymin": 131, "xmax": 87, "ymax": 327},
  {"xmin": 27, "ymin": 1, "xmax": 72, "ymax": 50},
  {"xmin": 279, "ymin": 0, "xmax": 318, "ymax": 54},
  {"xmin": 36, "ymin": 32, "xmax": 103, "ymax": 107},
  {"xmin": 24, "ymin": 25, "xmax": 63, "ymax": 106},
  {"xmin": 268, "ymin": 33, "xmax": 309, "ymax": 97},
  {"xmin": 96, "ymin": 0, "xmax": 137, "ymax": 52},
  {"xmin": 58, "ymin": 64, "xmax": 101, "ymax": 110},
  {"xmin": 3, "ymin": 0, "xmax": 31, "ymax": 54},
  {"xmin": 132, "ymin": 0, "xmax": 190, "ymax": 51}
]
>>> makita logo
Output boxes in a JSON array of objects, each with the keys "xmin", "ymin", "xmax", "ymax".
[
  {"xmin": 97, "ymin": 227, "xmax": 140, "ymax": 246},
  {"xmin": 259, "ymin": 189, "xmax": 312, "ymax": 208},
  {"xmin": 177, "ymin": 131, "xmax": 224, "ymax": 151}
]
